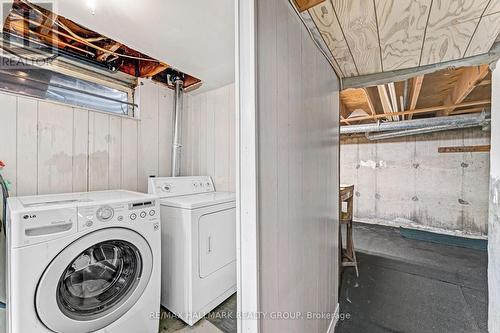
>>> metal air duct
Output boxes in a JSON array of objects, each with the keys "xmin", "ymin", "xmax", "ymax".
[{"xmin": 170, "ymin": 72, "xmax": 184, "ymax": 177}]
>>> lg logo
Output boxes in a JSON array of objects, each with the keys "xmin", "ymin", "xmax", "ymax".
[{"xmin": 23, "ymin": 214, "xmax": 37, "ymax": 220}]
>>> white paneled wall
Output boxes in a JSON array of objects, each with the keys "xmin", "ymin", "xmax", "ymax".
[
  {"xmin": 181, "ymin": 83, "xmax": 236, "ymax": 192},
  {"xmin": 256, "ymin": 0, "xmax": 340, "ymax": 332},
  {"xmin": 0, "ymin": 79, "xmax": 174, "ymax": 197}
]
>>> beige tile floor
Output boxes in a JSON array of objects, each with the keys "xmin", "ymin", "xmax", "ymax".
[
  {"xmin": 158, "ymin": 308, "xmax": 223, "ymax": 333},
  {"xmin": 159, "ymin": 318, "xmax": 223, "ymax": 333}
]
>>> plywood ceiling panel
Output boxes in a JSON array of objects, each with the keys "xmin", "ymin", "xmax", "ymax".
[
  {"xmin": 375, "ymin": 0, "xmax": 431, "ymax": 71},
  {"xmin": 484, "ymin": 0, "xmax": 500, "ymax": 15},
  {"xmin": 420, "ymin": 18, "xmax": 479, "ymax": 66},
  {"xmin": 306, "ymin": 0, "xmax": 500, "ymax": 79},
  {"xmin": 332, "ymin": 0, "xmax": 382, "ymax": 75},
  {"xmin": 426, "ymin": 0, "xmax": 488, "ymax": 30},
  {"xmin": 308, "ymin": 2, "xmax": 357, "ymax": 76},
  {"xmin": 465, "ymin": 12, "xmax": 500, "ymax": 57}
]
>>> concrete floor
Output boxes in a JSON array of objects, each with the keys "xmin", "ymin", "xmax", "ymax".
[{"xmin": 336, "ymin": 222, "xmax": 488, "ymax": 332}]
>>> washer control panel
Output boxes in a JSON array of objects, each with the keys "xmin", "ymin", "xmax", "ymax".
[
  {"xmin": 77, "ymin": 199, "xmax": 159, "ymax": 231},
  {"xmin": 148, "ymin": 176, "xmax": 214, "ymax": 198}
]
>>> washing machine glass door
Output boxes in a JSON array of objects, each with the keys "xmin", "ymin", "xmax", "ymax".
[{"xmin": 36, "ymin": 228, "xmax": 153, "ymax": 333}]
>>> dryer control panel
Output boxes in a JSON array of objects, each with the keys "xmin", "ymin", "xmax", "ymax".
[
  {"xmin": 148, "ymin": 176, "xmax": 214, "ymax": 198},
  {"xmin": 77, "ymin": 199, "xmax": 159, "ymax": 231}
]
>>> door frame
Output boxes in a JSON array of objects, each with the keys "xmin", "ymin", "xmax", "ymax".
[{"xmin": 236, "ymin": 0, "xmax": 260, "ymax": 332}]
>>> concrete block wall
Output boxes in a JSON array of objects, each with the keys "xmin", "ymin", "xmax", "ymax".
[{"xmin": 341, "ymin": 127, "xmax": 490, "ymax": 237}]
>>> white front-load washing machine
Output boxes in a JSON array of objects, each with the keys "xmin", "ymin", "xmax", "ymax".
[
  {"xmin": 148, "ymin": 176, "xmax": 236, "ymax": 326},
  {"xmin": 6, "ymin": 190, "xmax": 161, "ymax": 333}
]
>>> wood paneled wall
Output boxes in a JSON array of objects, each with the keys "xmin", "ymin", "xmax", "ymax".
[
  {"xmin": 257, "ymin": 0, "xmax": 340, "ymax": 332},
  {"xmin": 181, "ymin": 83, "xmax": 236, "ymax": 192},
  {"xmin": 0, "ymin": 78, "xmax": 174, "ymax": 197}
]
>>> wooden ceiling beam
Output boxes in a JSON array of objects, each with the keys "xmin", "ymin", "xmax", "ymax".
[
  {"xmin": 96, "ymin": 42, "xmax": 122, "ymax": 62},
  {"xmin": 408, "ymin": 75, "xmax": 424, "ymax": 120},
  {"xmin": 363, "ymin": 88, "xmax": 376, "ymax": 116},
  {"xmin": 377, "ymin": 85, "xmax": 395, "ymax": 121},
  {"xmin": 339, "ymin": 98, "xmax": 352, "ymax": 119},
  {"xmin": 438, "ymin": 64, "xmax": 489, "ymax": 116},
  {"xmin": 293, "ymin": 0, "xmax": 327, "ymax": 12},
  {"xmin": 387, "ymin": 82, "xmax": 400, "ymax": 121},
  {"xmin": 340, "ymin": 99, "xmax": 490, "ymax": 124}
]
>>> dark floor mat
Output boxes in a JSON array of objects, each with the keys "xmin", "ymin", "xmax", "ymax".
[
  {"xmin": 336, "ymin": 252, "xmax": 484, "ymax": 333},
  {"xmin": 207, "ymin": 294, "xmax": 237, "ymax": 333}
]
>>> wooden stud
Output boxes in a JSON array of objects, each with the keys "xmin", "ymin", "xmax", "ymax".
[
  {"xmin": 408, "ymin": 74, "xmax": 424, "ymax": 120},
  {"xmin": 364, "ymin": 88, "xmax": 376, "ymax": 116},
  {"xmin": 387, "ymin": 82, "xmax": 400, "ymax": 120},
  {"xmin": 439, "ymin": 64, "xmax": 489, "ymax": 116},
  {"xmin": 377, "ymin": 85, "xmax": 395, "ymax": 121},
  {"xmin": 438, "ymin": 145, "xmax": 491, "ymax": 153}
]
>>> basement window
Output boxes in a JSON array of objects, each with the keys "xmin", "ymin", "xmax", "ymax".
[{"xmin": 0, "ymin": 62, "xmax": 136, "ymax": 116}]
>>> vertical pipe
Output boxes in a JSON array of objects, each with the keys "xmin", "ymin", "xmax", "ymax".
[{"xmin": 171, "ymin": 76, "xmax": 184, "ymax": 177}]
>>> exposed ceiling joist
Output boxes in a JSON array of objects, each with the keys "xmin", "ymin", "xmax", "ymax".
[
  {"xmin": 408, "ymin": 75, "xmax": 424, "ymax": 120},
  {"xmin": 377, "ymin": 85, "xmax": 395, "ymax": 121},
  {"xmin": 364, "ymin": 88, "xmax": 376, "ymax": 116},
  {"xmin": 96, "ymin": 42, "xmax": 122, "ymax": 62},
  {"xmin": 438, "ymin": 64, "xmax": 489, "ymax": 116},
  {"xmin": 387, "ymin": 82, "xmax": 400, "ymax": 121}
]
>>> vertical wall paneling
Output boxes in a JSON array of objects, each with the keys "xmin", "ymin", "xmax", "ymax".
[
  {"xmin": 198, "ymin": 93, "xmax": 207, "ymax": 176},
  {"xmin": 215, "ymin": 87, "xmax": 230, "ymax": 191},
  {"xmin": 1, "ymin": 78, "xmax": 172, "ymax": 198},
  {"xmin": 182, "ymin": 83, "xmax": 236, "ymax": 192},
  {"xmin": 180, "ymin": 92, "xmax": 191, "ymax": 175},
  {"xmin": 138, "ymin": 80, "xmax": 160, "ymax": 192},
  {"xmin": 88, "ymin": 112, "xmax": 110, "ymax": 191},
  {"xmin": 256, "ymin": 0, "xmax": 340, "ymax": 331},
  {"xmin": 16, "ymin": 98, "xmax": 38, "ymax": 196},
  {"xmin": 206, "ymin": 88, "xmax": 216, "ymax": 181},
  {"xmin": 37, "ymin": 101, "xmax": 74, "ymax": 194},
  {"xmin": 0, "ymin": 94, "xmax": 17, "ymax": 196},
  {"xmin": 158, "ymin": 87, "xmax": 173, "ymax": 177},
  {"xmin": 108, "ymin": 116, "xmax": 122, "ymax": 190},
  {"xmin": 72, "ymin": 108, "xmax": 89, "ymax": 193},
  {"xmin": 121, "ymin": 118, "xmax": 139, "ymax": 191}
]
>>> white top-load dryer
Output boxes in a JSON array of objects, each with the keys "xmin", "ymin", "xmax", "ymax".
[
  {"xmin": 148, "ymin": 176, "xmax": 236, "ymax": 325},
  {"xmin": 7, "ymin": 190, "xmax": 161, "ymax": 333}
]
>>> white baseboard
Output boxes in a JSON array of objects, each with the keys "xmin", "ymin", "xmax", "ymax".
[{"xmin": 326, "ymin": 303, "xmax": 340, "ymax": 333}]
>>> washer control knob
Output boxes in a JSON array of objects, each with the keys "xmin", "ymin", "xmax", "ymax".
[
  {"xmin": 130, "ymin": 213, "xmax": 137, "ymax": 220},
  {"xmin": 149, "ymin": 210, "xmax": 156, "ymax": 216},
  {"xmin": 140, "ymin": 211, "xmax": 147, "ymax": 218},
  {"xmin": 85, "ymin": 220, "xmax": 93, "ymax": 227},
  {"xmin": 161, "ymin": 184, "xmax": 171, "ymax": 192},
  {"xmin": 96, "ymin": 206, "xmax": 114, "ymax": 222}
]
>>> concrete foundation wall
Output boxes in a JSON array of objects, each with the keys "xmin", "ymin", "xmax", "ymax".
[{"xmin": 341, "ymin": 128, "xmax": 490, "ymax": 237}]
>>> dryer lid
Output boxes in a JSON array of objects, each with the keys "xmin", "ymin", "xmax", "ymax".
[{"xmin": 160, "ymin": 192, "xmax": 235, "ymax": 209}]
